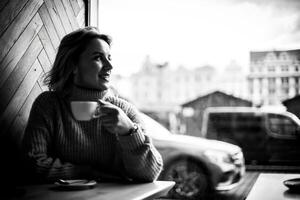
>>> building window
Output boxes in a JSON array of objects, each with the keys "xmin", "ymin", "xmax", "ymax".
[
  {"xmin": 282, "ymin": 77, "xmax": 289, "ymax": 85},
  {"xmin": 282, "ymin": 88, "xmax": 289, "ymax": 95},
  {"xmin": 268, "ymin": 114, "xmax": 297, "ymax": 138},
  {"xmin": 281, "ymin": 65, "xmax": 289, "ymax": 72},
  {"xmin": 258, "ymin": 78, "xmax": 263, "ymax": 94},
  {"xmin": 268, "ymin": 66, "xmax": 275, "ymax": 72},
  {"xmin": 258, "ymin": 66, "xmax": 262, "ymax": 72}
]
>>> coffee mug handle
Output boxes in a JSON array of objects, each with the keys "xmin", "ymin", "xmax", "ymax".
[{"xmin": 93, "ymin": 101, "xmax": 101, "ymax": 118}]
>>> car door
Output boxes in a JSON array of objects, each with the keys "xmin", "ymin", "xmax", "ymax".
[
  {"xmin": 266, "ymin": 113, "xmax": 300, "ymax": 165},
  {"xmin": 206, "ymin": 112, "xmax": 268, "ymax": 164}
]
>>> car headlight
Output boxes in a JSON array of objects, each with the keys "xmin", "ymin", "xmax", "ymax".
[{"xmin": 203, "ymin": 150, "xmax": 232, "ymax": 164}]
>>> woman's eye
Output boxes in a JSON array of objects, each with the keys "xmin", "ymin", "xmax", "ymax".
[
  {"xmin": 94, "ymin": 55, "xmax": 103, "ymax": 61},
  {"xmin": 94, "ymin": 54, "xmax": 111, "ymax": 62}
]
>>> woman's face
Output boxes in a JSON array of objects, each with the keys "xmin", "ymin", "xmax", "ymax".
[{"xmin": 74, "ymin": 38, "xmax": 112, "ymax": 90}]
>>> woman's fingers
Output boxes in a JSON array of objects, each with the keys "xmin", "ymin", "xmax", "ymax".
[{"xmin": 97, "ymin": 99, "xmax": 133, "ymax": 135}]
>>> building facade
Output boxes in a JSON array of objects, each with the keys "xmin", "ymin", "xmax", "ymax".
[
  {"xmin": 248, "ymin": 49, "xmax": 300, "ymax": 106},
  {"xmin": 129, "ymin": 56, "xmax": 219, "ymax": 113},
  {"xmin": 217, "ymin": 60, "xmax": 249, "ymax": 100}
]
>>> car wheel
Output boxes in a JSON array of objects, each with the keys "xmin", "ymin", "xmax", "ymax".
[{"xmin": 160, "ymin": 158, "xmax": 212, "ymax": 199}]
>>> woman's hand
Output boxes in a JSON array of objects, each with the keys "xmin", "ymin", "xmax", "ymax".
[{"xmin": 97, "ymin": 99, "xmax": 134, "ymax": 136}]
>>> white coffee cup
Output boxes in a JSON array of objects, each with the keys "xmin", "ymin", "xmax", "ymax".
[{"xmin": 70, "ymin": 101, "xmax": 101, "ymax": 121}]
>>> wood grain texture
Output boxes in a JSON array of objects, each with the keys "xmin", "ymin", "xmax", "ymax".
[
  {"xmin": 69, "ymin": 0, "xmax": 81, "ymax": 16},
  {"xmin": 52, "ymin": 0, "xmax": 73, "ymax": 34},
  {"xmin": 0, "ymin": 36, "xmax": 42, "ymax": 115},
  {"xmin": 38, "ymin": 49, "xmax": 52, "ymax": 74},
  {"xmin": 9, "ymin": 83, "xmax": 42, "ymax": 148},
  {"xmin": 38, "ymin": 26, "xmax": 56, "ymax": 64},
  {"xmin": 0, "ymin": 60, "xmax": 43, "ymax": 133},
  {"xmin": 76, "ymin": 5, "xmax": 85, "ymax": 27},
  {"xmin": 0, "ymin": 0, "xmax": 29, "ymax": 36},
  {"xmin": 0, "ymin": 0, "xmax": 9, "ymax": 12},
  {"xmin": 38, "ymin": 3, "xmax": 60, "ymax": 48},
  {"xmin": 77, "ymin": 0, "xmax": 85, "ymax": 9},
  {"xmin": 62, "ymin": 0, "xmax": 80, "ymax": 30},
  {"xmin": 0, "ymin": 0, "xmax": 43, "ymax": 62},
  {"xmin": 0, "ymin": 13, "xmax": 43, "ymax": 88},
  {"xmin": 0, "ymin": 0, "xmax": 85, "ymax": 142},
  {"xmin": 43, "ymin": 0, "xmax": 67, "ymax": 39}
]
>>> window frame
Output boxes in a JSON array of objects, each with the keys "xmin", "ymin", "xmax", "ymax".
[
  {"xmin": 87, "ymin": 0, "xmax": 100, "ymax": 27},
  {"xmin": 266, "ymin": 113, "xmax": 298, "ymax": 139}
]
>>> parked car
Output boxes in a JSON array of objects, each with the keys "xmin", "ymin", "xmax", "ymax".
[
  {"xmin": 140, "ymin": 113, "xmax": 245, "ymax": 199},
  {"xmin": 202, "ymin": 107, "xmax": 300, "ymax": 165}
]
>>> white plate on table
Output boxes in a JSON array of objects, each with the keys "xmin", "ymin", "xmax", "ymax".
[{"xmin": 54, "ymin": 179, "xmax": 97, "ymax": 190}]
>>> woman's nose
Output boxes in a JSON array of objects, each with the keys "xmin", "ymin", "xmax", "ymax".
[{"xmin": 104, "ymin": 59, "xmax": 113, "ymax": 70}]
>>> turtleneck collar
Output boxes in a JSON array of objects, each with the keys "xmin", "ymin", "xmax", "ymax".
[{"xmin": 68, "ymin": 85, "xmax": 111, "ymax": 101}]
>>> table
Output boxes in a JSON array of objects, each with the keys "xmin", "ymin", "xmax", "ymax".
[
  {"xmin": 246, "ymin": 173, "xmax": 300, "ymax": 200},
  {"xmin": 11, "ymin": 181, "xmax": 175, "ymax": 200}
]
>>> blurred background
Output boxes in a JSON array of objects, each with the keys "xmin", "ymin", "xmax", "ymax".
[{"xmin": 98, "ymin": 0, "xmax": 300, "ymax": 135}]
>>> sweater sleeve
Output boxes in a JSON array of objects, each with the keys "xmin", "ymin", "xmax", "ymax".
[
  {"xmin": 22, "ymin": 93, "xmax": 91, "ymax": 182},
  {"xmin": 107, "ymin": 97, "xmax": 163, "ymax": 182}
]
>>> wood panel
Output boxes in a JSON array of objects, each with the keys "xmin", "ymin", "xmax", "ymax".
[
  {"xmin": 53, "ymin": 0, "xmax": 73, "ymax": 34},
  {"xmin": 9, "ymin": 83, "xmax": 42, "ymax": 149},
  {"xmin": 38, "ymin": 26, "xmax": 56, "ymax": 64},
  {"xmin": 0, "ymin": 0, "xmax": 86, "ymax": 147},
  {"xmin": 70, "ymin": 0, "xmax": 81, "ymax": 16},
  {"xmin": 62, "ymin": 0, "xmax": 80, "ymax": 30},
  {"xmin": 0, "ymin": 0, "xmax": 28, "ymax": 36},
  {"xmin": 0, "ymin": 60, "xmax": 43, "ymax": 133},
  {"xmin": 43, "ymin": 0, "xmax": 66, "ymax": 39},
  {"xmin": 0, "ymin": 36, "xmax": 43, "ymax": 115},
  {"xmin": 38, "ymin": 4, "xmax": 60, "ymax": 48},
  {"xmin": 38, "ymin": 50, "xmax": 52, "ymax": 74},
  {"xmin": 0, "ymin": 0, "xmax": 43, "ymax": 63},
  {"xmin": 0, "ymin": 13, "xmax": 43, "ymax": 88},
  {"xmin": 0, "ymin": 0, "xmax": 9, "ymax": 12}
]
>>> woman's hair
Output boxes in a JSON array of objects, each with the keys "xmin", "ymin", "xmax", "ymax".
[{"xmin": 44, "ymin": 26, "xmax": 112, "ymax": 92}]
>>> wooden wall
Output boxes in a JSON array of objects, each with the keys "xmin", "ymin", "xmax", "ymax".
[{"xmin": 0, "ymin": 0, "xmax": 86, "ymax": 149}]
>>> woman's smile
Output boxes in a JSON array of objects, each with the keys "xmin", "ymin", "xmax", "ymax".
[{"xmin": 98, "ymin": 70, "xmax": 111, "ymax": 82}]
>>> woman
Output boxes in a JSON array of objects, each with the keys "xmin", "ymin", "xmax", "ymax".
[{"xmin": 22, "ymin": 27, "xmax": 163, "ymax": 183}]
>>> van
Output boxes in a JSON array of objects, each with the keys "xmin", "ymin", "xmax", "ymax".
[{"xmin": 201, "ymin": 107, "xmax": 300, "ymax": 165}]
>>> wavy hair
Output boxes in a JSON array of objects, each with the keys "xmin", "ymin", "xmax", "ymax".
[{"xmin": 43, "ymin": 26, "xmax": 112, "ymax": 93}]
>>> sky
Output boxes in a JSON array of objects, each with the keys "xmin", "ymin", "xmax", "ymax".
[{"xmin": 98, "ymin": 0, "xmax": 300, "ymax": 76}]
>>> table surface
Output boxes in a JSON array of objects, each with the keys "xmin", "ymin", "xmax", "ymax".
[
  {"xmin": 246, "ymin": 173, "xmax": 300, "ymax": 200},
  {"xmin": 12, "ymin": 181, "xmax": 175, "ymax": 200}
]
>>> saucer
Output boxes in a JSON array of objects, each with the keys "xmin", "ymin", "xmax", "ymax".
[
  {"xmin": 283, "ymin": 178, "xmax": 300, "ymax": 191},
  {"xmin": 54, "ymin": 179, "xmax": 97, "ymax": 190}
]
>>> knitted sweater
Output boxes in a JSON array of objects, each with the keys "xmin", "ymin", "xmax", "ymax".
[{"xmin": 22, "ymin": 86, "xmax": 163, "ymax": 182}]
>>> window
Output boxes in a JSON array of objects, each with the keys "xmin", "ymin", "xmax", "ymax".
[
  {"xmin": 268, "ymin": 114, "xmax": 298, "ymax": 139},
  {"xmin": 268, "ymin": 66, "xmax": 275, "ymax": 72},
  {"xmin": 282, "ymin": 77, "xmax": 289, "ymax": 85},
  {"xmin": 281, "ymin": 65, "xmax": 289, "ymax": 72},
  {"xmin": 280, "ymin": 53, "xmax": 288, "ymax": 60},
  {"xmin": 98, "ymin": 0, "xmax": 300, "ymax": 171},
  {"xmin": 206, "ymin": 112, "xmax": 265, "ymax": 145},
  {"xmin": 259, "ymin": 78, "xmax": 263, "ymax": 94}
]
